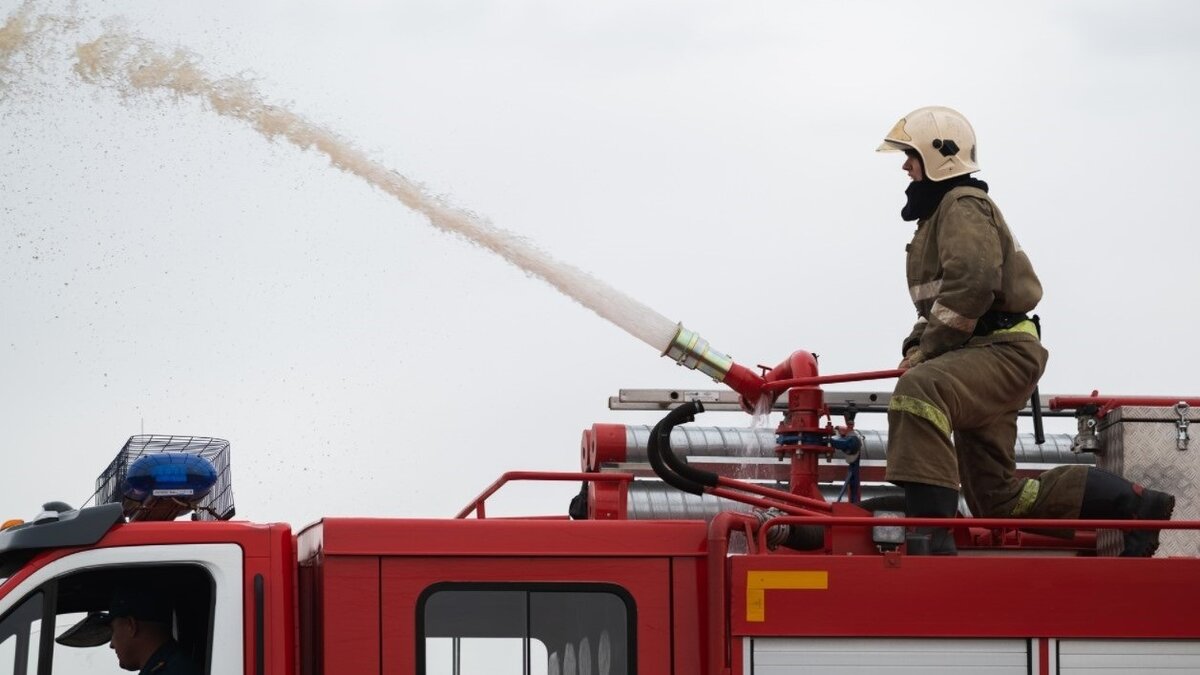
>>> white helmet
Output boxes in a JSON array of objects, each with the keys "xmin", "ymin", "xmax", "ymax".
[{"xmin": 877, "ymin": 106, "xmax": 979, "ymax": 182}]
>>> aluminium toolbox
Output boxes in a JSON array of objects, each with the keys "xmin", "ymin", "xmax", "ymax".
[{"xmin": 1097, "ymin": 403, "xmax": 1199, "ymax": 557}]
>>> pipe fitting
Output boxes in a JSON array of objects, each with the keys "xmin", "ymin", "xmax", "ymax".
[{"xmin": 662, "ymin": 324, "xmax": 734, "ymax": 381}]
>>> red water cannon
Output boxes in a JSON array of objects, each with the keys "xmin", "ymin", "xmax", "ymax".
[
  {"xmin": 762, "ymin": 350, "xmax": 830, "ymax": 500},
  {"xmin": 661, "ymin": 324, "xmax": 903, "ymax": 501}
]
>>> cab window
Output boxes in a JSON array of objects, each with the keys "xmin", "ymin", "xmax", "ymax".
[
  {"xmin": 0, "ymin": 592, "xmax": 44, "ymax": 675},
  {"xmin": 0, "ymin": 564, "xmax": 213, "ymax": 674},
  {"xmin": 419, "ymin": 584, "xmax": 634, "ymax": 675}
]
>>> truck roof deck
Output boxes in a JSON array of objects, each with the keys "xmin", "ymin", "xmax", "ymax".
[{"xmin": 297, "ymin": 517, "xmax": 710, "ymax": 559}]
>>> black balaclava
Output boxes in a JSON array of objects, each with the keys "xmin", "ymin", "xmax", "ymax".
[{"xmin": 901, "ymin": 158, "xmax": 989, "ymax": 222}]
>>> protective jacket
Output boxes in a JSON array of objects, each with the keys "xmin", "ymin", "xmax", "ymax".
[
  {"xmin": 885, "ymin": 183, "xmax": 1088, "ymax": 519},
  {"xmin": 139, "ymin": 640, "xmax": 202, "ymax": 675},
  {"xmin": 900, "ymin": 186, "xmax": 1042, "ymax": 359}
]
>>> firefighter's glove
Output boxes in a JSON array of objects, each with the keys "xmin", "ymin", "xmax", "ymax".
[{"xmin": 899, "ymin": 347, "xmax": 926, "ymax": 369}]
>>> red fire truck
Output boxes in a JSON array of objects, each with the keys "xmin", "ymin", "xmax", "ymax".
[{"xmin": 2, "ymin": 337, "xmax": 1199, "ymax": 674}]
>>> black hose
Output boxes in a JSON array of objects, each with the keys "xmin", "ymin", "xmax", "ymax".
[
  {"xmin": 647, "ymin": 401, "xmax": 705, "ymax": 495},
  {"xmin": 658, "ymin": 401, "xmax": 719, "ymax": 489},
  {"xmin": 646, "ymin": 409, "xmax": 699, "ymax": 495},
  {"xmin": 647, "ymin": 401, "xmax": 720, "ymax": 495}
]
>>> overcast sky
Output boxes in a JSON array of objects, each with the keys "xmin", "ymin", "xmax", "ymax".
[{"xmin": 2, "ymin": 0, "xmax": 1198, "ymax": 527}]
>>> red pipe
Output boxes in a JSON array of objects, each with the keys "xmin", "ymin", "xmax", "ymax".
[
  {"xmin": 967, "ymin": 527, "xmax": 1097, "ymax": 550},
  {"xmin": 790, "ymin": 451, "xmax": 823, "ymax": 501},
  {"xmin": 763, "ymin": 351, "xmax": 830, "ymax": 499},
  {"xmin": 762, "ymin": 368, "xmax": 907, "ymax": 392},
  {"xmin": 765, "ymin": 351, "xmax": 821, "ymax": 430},
  {"xmin": 721, "ymin": 361, "xmax": 767, "ymax": 404},
  {"xmin": 756, "ymin": 515, "xmax": 1197, "ymax": 529},
  {"xmin": 715, "ymin": 475, "xmax": 832, "ymax": 511},
  {"xmin": 707, "ymin": 511, "xmax": 759, "ymax": 675},
  {"xmin": 1049, "ymin": 394, "xmax": 1200, "ymax": 417},
  {"xmin": 761, "ymin": 350, "xmax": 818, "ymax": 385},
  {"xmin": 752, "ymin": 514, "xmax": 1199, "ymax": 552},
  {"xmin": 709, "ymin": 484, "xmax": 830, "ymax": 516}
]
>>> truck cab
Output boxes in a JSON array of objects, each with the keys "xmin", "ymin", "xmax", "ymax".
[
  {"xmin": 0, "ymin": 502, "xmax": 291, "ymax": 675},
  {"xmin": 0, "ymin": 502, "xmax": 695, "ymax": 675}
]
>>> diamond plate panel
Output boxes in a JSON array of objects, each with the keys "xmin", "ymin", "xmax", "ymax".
[{"xmin": 1097, "ymin": 406, "xmax": 1200, "ymax": 557}]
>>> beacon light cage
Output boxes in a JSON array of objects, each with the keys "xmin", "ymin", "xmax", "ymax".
[{"xmin": 89, "ymin": 435, "xmax": 235, "ymax": 521}]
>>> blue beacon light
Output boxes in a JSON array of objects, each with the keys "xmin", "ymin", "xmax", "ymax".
[{"xmin": 121, "ymin": 452, "xmax": 218, "ymax": 504}]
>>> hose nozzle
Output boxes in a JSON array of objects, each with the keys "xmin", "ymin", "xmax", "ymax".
[
  {"xmin": 663, "ymin": 324, "xmax": 734, "ymax": 381},
  {"xmin": 662, "ymin": 324, "xmax": 765, "ymax": 403}
]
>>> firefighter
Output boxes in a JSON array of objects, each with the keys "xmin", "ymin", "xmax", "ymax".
[
  {"xmin": 876, "ymin": 106, "xmax": 1175, "ymax": 555},
  {"xmin": 104, "ymin": 586, "xmax": 202, "ymax": 675}
]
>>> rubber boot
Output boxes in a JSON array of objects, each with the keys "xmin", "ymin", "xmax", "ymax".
[
  {"xmin": 904, "ymin": 483, "xmax": 959, "ymax": 556},
  {"xmin": 1079, "ymin": 467, "xmax": 1176, "ymax": 557}
]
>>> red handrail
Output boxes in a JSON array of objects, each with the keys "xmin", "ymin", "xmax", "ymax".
[
  {"xmin": 1049, "ymin": 394, "xmax": 1200, "ymax": 417},
  {"xmin": 455, "ymin": 471, "xmax": 634, "ymax": 519}
]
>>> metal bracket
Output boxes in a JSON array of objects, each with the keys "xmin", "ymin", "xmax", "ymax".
[
  {"xmin": 1176, "ymin": 401, "xmax": 1190, "ymax": 451},
  {"xmin": 1071, "ymin": 414, "xmax": 1101, "ymax": 455}
]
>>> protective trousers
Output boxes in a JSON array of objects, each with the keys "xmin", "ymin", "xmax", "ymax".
[{"xmin": 885, "ymin": 334, "xmax": 1088, "ymax": 518}]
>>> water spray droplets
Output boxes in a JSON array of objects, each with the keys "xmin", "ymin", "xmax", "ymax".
[
  {"xmin": 737, "ymin": 394, "xmax": 775, "ymax": 479},
  {"xmin": 65, "ymin": 23, "xmax": 680, "ymax": 352}
]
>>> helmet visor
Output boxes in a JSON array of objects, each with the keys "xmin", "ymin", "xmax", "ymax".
[{"xmin": 876, "ymin": 140, "xmax": 911, "ymax": 153}]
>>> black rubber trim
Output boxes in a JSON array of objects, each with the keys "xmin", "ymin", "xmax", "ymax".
[
  {"xmin": 37, "ymin": 581, "xmax": 58, "ymax": 675},
  {"xmin": 254, "ymin": 574, "xmax": 265, "ymax": 675}
]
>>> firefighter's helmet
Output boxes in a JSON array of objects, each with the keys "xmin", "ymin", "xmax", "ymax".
[{"xmin": 877, "ymin": 106, "xmax": 979, "ymax": 182}]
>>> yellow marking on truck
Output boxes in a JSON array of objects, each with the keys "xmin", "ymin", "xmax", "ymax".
[{"xmin": 746, "ymin": 570, "xmax": 828, "ymax": 622}]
